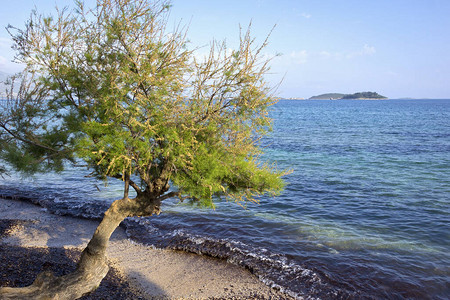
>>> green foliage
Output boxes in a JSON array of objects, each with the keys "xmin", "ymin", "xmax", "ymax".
[
  {"xmin": 0, "ymin": 72, "xmax": 79, "ymax": 175},
  {"xmin": 308, "ymin": 93, "xmax": 345, "ymax": 100},
  {"xmin": 341, "ymin": 91, "xmax": 387, "ymax": 99},
  {"xmin": 309, "ymin": 92, "xmax": 387, "ymax": 100},
  {"xmin": 1, "ymin": 0, "xmax": 287, "ymax": 206}
]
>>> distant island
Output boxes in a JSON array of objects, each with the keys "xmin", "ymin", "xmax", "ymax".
[{"xmin": 309, "ymin": 91, "xmax": 388, "ymax": 100}]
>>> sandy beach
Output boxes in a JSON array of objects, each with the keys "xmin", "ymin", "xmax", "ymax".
[{"xmin": 0, "ymin": 196, "xmax": 293, "ymax": 299}]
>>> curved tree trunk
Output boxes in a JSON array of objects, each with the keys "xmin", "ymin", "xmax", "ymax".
[{"xmin": 0, "ymin": 194, "xmax": 160, "ymax": 300}]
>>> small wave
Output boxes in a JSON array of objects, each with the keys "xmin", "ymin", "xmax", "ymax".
[
  {"xmin": 124, "ymin": 219, "xmax": 360, "ymax": 299},
  {"xmin": 0, "ymin": 188, "xmax": 359, "ymax": 298}
]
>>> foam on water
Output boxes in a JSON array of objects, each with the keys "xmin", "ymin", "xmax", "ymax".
[{"xmin": 124, "ymin": 220, "xmax": 359, "ymax": 299}]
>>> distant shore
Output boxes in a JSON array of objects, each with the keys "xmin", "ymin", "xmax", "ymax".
[
  {"xmin": 282, "ymin": 97, "xmax": 450, "ymax": 101},
  {"xmin": 0, "ymin": 196, "xmax": 292, "ymax": 299},
  {"xmin": 283, "ymin": 98, "xmax": 390, "ymax": 100}
]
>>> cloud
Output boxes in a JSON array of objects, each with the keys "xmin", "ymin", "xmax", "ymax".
[
  {"xmin": 346, "ymin": 44, "xmax": 376, "ymax": 58},
  {"xmin": 319, "ymin": 51, "xmax": 332, "ymax": 59},
  {"xmin": 300, "ymin": 13, "xmax": 311, "ymax": 19},
  {"xmin": 318, "ymin": 45, "xmax": 376, "ymax": 60},
  {"xmin": 362, "ymin": 44, "xmax": 376, "ymax": 55},
  {"xmin": 290, "ymin": 50, "xmax": 308, "ymax": 64}
]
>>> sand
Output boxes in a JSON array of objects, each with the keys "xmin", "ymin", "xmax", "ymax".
[{"xmin": 0, "ymin": 197, "xmax": 293, "ymax": 299}]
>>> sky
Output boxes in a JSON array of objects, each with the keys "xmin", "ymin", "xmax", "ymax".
[{"xmin": 0, "ymin": 0, "xmax": 449, "ymax": 99}]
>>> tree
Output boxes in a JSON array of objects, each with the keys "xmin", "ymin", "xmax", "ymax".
[{"xmin": 0, "ymin": 0, "xmax": 286, "ymax": 298}]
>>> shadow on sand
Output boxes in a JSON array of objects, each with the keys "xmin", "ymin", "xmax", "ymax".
[{"xmin": 0, "ymin": 218, "xmax": 167, "ymax": 299}]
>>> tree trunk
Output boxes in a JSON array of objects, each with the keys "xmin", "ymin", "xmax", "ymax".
[{"xmin": 0, "ymin": 194, "xmax": 160, "ymax": 300}]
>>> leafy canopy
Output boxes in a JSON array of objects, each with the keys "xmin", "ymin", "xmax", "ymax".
[{"xmin": 0, "ymin": 0, "xmax": 287, "ymax": 207}]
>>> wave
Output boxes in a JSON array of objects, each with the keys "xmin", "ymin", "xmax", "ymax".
[
  {"xmin": 124, "ymin": 218, "xmax": 360, "ymax": 299},
  {"xmin": 0, "ymin": 187, "xmax": 358, "ymax": 299}
]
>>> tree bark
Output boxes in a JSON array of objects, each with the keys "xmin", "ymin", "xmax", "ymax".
[{"xmin": 0, "ymin": 194, "xmax": 161, "ymax": 300}]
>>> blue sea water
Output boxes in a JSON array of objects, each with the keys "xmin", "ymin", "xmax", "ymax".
[{"xmin": 1, "ymin": 99, "xmax": 449, "ymax": 299}]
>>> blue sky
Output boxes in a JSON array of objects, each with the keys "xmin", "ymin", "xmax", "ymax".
[{"xmin": 1, "ymin": 0, "xmax": 449, "ymax": 98}]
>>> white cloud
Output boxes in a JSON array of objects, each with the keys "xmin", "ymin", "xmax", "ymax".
[
  {"xmin": 362, "ymin": 44, "xmax": 376, "ymax": 55},
  {"xmin": 290, "ymin": 50, "xmax": 308, "ymax": 64},
  {"xmin": 346, "ymin": 44, "xmax": 376, "ymax": 58},
  {"xmin": 318, "ymin": 45, "xmax": 376, "ymax": 60},
  {"xmin": 300, "ymin": 13, "xmax": 311, "ymax": 19},
  {"xmin": 318, "ymin": 50, "xmax": 344, "ymax": 61},
  {"xmin": 319, "ymin": 51, "xmax": 332, "ymax": 59}
]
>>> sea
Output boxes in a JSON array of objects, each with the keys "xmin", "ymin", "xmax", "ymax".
[{"xmin": 1, "ymin": 99, "xmax": 449, "ymax": 299}]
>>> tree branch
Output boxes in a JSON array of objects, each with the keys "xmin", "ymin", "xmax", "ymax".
[
  {"xmin": 123, "ymin": 173, "xmax": 130, "ymax": 199},
  {"xmin": 111, "ymin": 173, "xmax": 142, "ymax": 195},
  {"xmin": 157, "ymin": 191, "xmax": 182, "ymax": 202},
  {"xmin": 0, "ymin": 124, "xmax": 59, "ymax": 153}
]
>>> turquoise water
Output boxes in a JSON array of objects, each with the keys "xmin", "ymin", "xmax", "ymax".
[
  {"xmin": 1, "ymin": 99, "xmax": 449, "ymax": 298},
  {"xmin": 260, "ymin": 99, "xmax": 449, "ymax": 297}
]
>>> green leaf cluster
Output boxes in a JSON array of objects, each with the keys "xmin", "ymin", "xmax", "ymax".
[
  {"xmin": 1, "ymin": 0, "xmax": 288, "ymax": 207},
  {"xmin": 0, "ymin": 72, "xmax": 79, "ymax": 175}
]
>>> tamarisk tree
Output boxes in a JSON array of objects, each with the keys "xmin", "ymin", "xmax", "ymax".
[{"xmin": 0, "ymin": 0, "xmax": 286, "ymax": 298}]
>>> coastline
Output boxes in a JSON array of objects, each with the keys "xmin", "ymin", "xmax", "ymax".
[
  {"xmin": 0, "ymin": 196, "xmax": 293, "ymax": 299},
  {"xmin": 283, "ymin": 98, "xmax": 389, "ymax": 100}
]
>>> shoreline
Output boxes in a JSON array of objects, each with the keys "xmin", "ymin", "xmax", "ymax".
[{"xmin": 0, "ymin": 196, "xmax": 293, "ymax": 299}]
